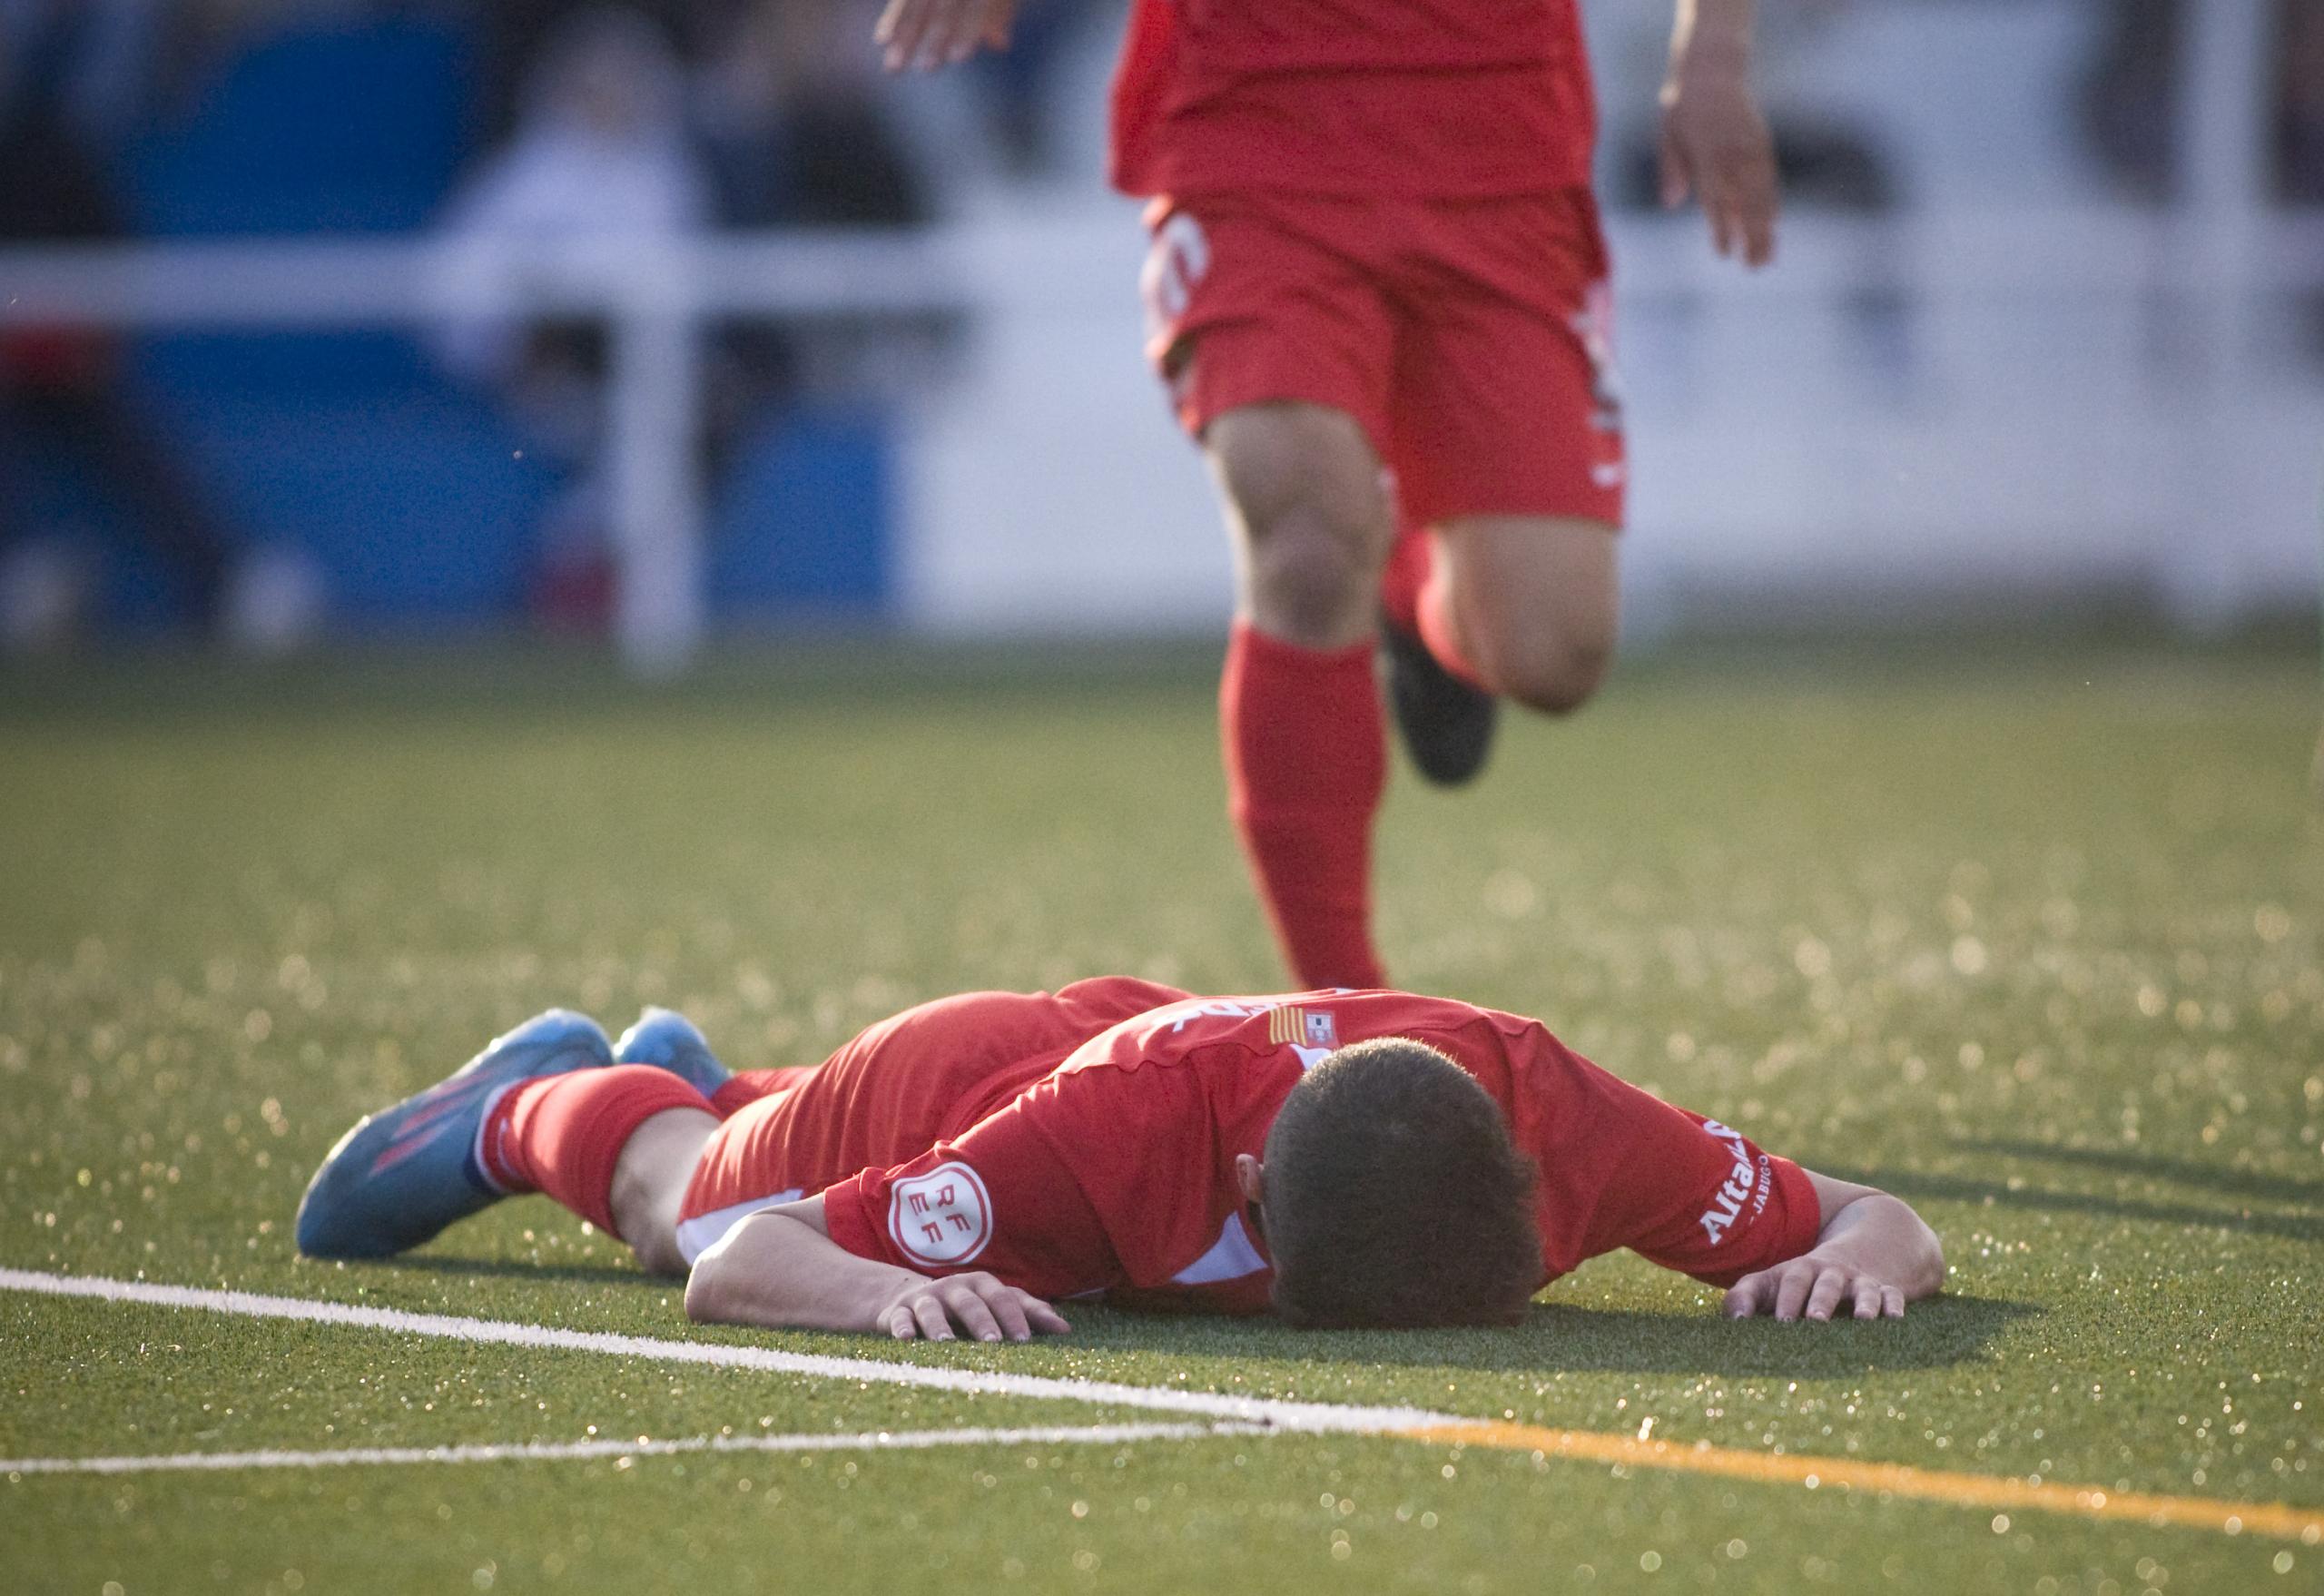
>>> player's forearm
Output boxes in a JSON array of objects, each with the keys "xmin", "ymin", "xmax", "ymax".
[
  {"xmin": 684, "ymin": 1210, "xmax": 922, "ymax": 1333},
  {"xmin": 1809, "ymin": 1193, "xmax": 1946, "ymax": 1300},
  {"xmin": 1670, "ymin": 0, "xmax": 1756, "ymax": 67}
]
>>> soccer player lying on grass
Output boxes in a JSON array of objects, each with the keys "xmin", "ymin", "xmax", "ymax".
[{"xmin": 298, "ymin": 980, "xmax": 1945, "ymax": 1341}]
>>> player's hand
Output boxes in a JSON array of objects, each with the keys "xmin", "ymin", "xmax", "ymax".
[
  {"xmin": 1721, "ymin": 1255, "xmax": 1907, "ymax": 1322},
  {"xmin": 1657, "ymin": 46, "xmax": 1778, "ymax": 268},
  {"xmin": 874, "ymin": 0, "xmax": 1018, "ymax": 73},
  {"xmin": 875, "ymin": 1270, "xmax": 1071, "ymax": 1342}
]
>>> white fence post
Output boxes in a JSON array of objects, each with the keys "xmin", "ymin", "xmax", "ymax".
[{"xmin": 606, "ymin": 240, "xmax": 706, "ymax": 676}]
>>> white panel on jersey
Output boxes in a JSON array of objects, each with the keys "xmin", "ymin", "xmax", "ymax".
[
  {"xmin": 1171, "ymin": 1211, "xmax": 1267, "ymax": 1287},
  {"xmin": 674, "ymin": 1190, "xmax": 803, "ymax": 1266}
]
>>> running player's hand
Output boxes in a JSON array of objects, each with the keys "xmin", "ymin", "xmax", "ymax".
[
  {"xmin": 876, "ymin": 1270, "xmax": 1071, "ymax": 1342},
  {"xmin": 1721, "ymin": 1255, "xmax": 1908, "ymax": 1322},
  {"xmin": 875, "ymin": 0, "xmax": 1017, "ymax": 73},
  {"xmin": 1657, "ymin": 38, "xmax": 1778, "ymax": 267}
]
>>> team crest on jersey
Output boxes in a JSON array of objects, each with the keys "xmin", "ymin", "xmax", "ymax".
[
  {"xmin": 1266, "ymin": 1007, "xmax": 1337, "ymax": 1049},
  {"xmin": 889, "ymin": 1161, "xmax": 993, "ymax": 1267}
]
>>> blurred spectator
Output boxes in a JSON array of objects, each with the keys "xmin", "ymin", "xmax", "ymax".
[
  {"xmin": 0, "ymin": 0, "xmax": 318, "ymax": 653},
  {"xmin": 429, "ymin": 5, "xmax": 713, "ymax": 629},
  {"xmin": 2078, "ymin": 0, "xmax": 2178, "ymax": 201},
  {"xmin": 691, "ymin": 0, "xmax": 926, "ymax": 229},
  {"xmin": 962, "ymin": 0, "xmax": 1088, "ymax": 175},
  {"xmin": 2280, "ymin": 0, "xmax": 2324, "ymax": 204},
  {"xmin": 472, "ymin": 0, "xmax": 724, "ymax": 143},
  {"xmin": 2081, "ymin": 0, "xmax": 2324, "ymax": 203}
]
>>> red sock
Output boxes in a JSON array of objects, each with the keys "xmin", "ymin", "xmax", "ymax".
[
  {"xmin": 1221, "ymin": 620, "xmax": 1389, "ymax": 990},
  {"xmin": 480, "ymin": 1066, "xmax": 712, "ymax": 1236},
  {"xmin": 1380, "ymin": 527, "xmax": 1431, "ymax": 635},
  {"xmin": 1381, "ymin": 527, "xmax": 1486, "ymax": 690},
  {"xmin": 1416, "ymin": 560, "xmax": 1486, "ymax": 690}
]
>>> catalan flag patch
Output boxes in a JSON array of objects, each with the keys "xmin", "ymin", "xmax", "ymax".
[{"xmin": 1268, "ymin": 1007, "xmax": 1337, "ymax": 1049}]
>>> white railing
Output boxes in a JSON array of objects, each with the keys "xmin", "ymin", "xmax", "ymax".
[
  {"xmin": 4, "ymin": 232, "xmax": 969, "ymax": 672},
  {"xmin": 5, "ymin": 202, "xmax": 2319, "ymax": 665}
]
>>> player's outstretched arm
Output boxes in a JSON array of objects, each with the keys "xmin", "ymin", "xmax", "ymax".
[
  {"xmin": 1722, "ymin": 1171, "xmax": 1945, "ymax": 1322},
  {"xmin": 875, "ymin": 0, "xmax": 1018, "ymax": 73},
  {"xmin": 1658, "ymin": 0, "xmax": 1778, "ymax": 267},
  {"xmin": 684, "ymin": 1196, "xmax": 1069, "ymax": 1342}
]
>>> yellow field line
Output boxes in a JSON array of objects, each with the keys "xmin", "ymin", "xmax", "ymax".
[{"xmin": 1399, "ymin": 1422, "xmax": 2324, "ymax": 1543}]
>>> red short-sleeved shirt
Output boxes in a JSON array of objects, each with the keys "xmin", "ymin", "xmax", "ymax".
[
  {"xmin": 1108, "ymin": 0, "xmax": 1600, "ymax": 200},
  {"xmin": 817, "ymin": 990, "xmax": 1822, "ymax": 1315}
]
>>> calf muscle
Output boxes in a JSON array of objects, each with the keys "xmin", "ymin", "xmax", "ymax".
[{"xmin": 607, "ymin": 1108, "xmax": 718, "ymax": 1276}]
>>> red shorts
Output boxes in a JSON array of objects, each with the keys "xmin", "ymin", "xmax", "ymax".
[
  {"xmin": 674, "ymin": 979, "xmax": 1188, "ymax": 1261},
  {"xmin": 1140, "ymin": 187, "xmax": 1624, "ymax": 530}
]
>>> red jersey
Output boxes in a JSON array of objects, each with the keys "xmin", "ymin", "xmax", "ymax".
[
  {"xmin": 1108, "ymin": 0, "xmax": 1600, "ymax": 200},
  {"xmin": 816, "ymin": 987, "xmax": 1820, "ymax": 1315}
]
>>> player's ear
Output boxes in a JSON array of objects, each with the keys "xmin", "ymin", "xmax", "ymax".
[{"xmin": 1234, "ymin": 1153, "xmax": 1265, "ymax": 1207}]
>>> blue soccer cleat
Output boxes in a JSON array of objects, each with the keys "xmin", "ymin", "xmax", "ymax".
[
  {"xmin": 612, "ymin": 1007, "xmax": 732, "ymax": 1098},
  {"xmin": 295, "ymin": 1009, "xmax": 611, "ymax": 1259}
]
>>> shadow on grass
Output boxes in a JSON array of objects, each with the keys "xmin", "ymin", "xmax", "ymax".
[
  {"xmin": 1056, "ymin": 1293, "xmax": 2034, "ymax": 1379},
  {"xmin": 1820, "ymin": 1162, "xmax": 2324, "ymax": 1245},
  {"xmin": 1959, "ymin": 1138, "xmax": 2324, "ymax": 1210}
]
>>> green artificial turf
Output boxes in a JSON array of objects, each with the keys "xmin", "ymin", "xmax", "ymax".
[{"xmin": 1, "ymin": 636, "xmax": 2318, "ymax": 1595}]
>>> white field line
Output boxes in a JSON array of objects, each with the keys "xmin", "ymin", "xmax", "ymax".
[
  {"xmin": 2, "ymin": 1422, "xmax": 1264, "ymax": 1479},
  {"xmin": 0, "ymin": 1268, "xmax": 1459, "ymax": 1433},
  {"xmin": 9, "ymin": 1269, "xmax": 2322, "ymax": 1543}
]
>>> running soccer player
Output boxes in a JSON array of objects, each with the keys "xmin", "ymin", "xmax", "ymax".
[
  {"xmin": 298, "ymin": 982, "xmax": 1944, "ymax": 1340},
  {"xmin": 869, "ymin": 0, "xmax": 1777, "ymax": 991}
]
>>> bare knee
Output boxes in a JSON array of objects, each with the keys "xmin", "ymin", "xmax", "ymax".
[
  {"xmin": 1434, "ymin": 515, "xmax": 1619, "ymax": 714},
  {"xmin": 1206, "ymin": 404, "xmax": 1392, "ymax": 647},
  {"xmin": 1480, "ymin": 626, "xmax": 1613, "ymax": 714}
]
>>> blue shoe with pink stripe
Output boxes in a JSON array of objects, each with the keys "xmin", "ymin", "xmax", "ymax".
[
  {"xmin": 612, "ymin": 1008, "xmax": 731, "ymax": 1098},
  {"xmin": 295, "ymin": 1010, "xmax": 610, "ymax": 1259}
]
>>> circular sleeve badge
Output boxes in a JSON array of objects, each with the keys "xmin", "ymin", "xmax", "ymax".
[{"xmin": 886, "ymin": 1161, "xmax": 994, "ymax": 1267}]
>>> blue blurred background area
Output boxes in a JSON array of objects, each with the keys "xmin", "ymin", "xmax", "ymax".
[
  {"xmin": 0, "ymin": 0, "xmax": 2318, "ymax": 660},
  {"xmin": 0, "ymin": 0, "xmax": 925, "ymax": 645}
]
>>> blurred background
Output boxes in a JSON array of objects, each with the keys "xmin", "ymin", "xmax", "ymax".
[{"xmin": 0, "ymin": 0, "xmax": 2317, "ymax": 669}]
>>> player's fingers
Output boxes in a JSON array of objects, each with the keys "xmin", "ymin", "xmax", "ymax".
[
  {"xmin": 940, "ymin": 0, "xmax": 994, "ymax": 66},
  {"xmin": 941, "ymin": 1280, "xmax": 1007, "ymax": 1344},
  {"xmin": 1803, "ymin": 1266, "xmax": 1848, "ymax": 1323},
  {"xmin": 1853, "ymin": 1282, "xmax": 1883, "ymax": 1319},
  {"xmin": 905, "ymin": 0, "xmax": 960, "ymax": 70},
  {"xmin": 1732, "ymin": 153, "xmax": 1778, "ymax": 267},
  {"xmin": 931, "ymin": 3, "xmax": 974, "ymax": 66},
  {"xmin": 1017, "ymin": 1292, "xmax": 1071, "ymax": 1335},
  {"xmin": 876, "ymin": 0, "xmax": 926, "ymax": 69},
  {"xmin": 1772, "ymin": 1262, "xmax": 1817, "ymax": 1321},
  {"xmin": 981, "ymin": 0, "xmax": 1015, "ymax": 50},
  {"xmin": 886, "ymin": 1303, "xmax": 918, "ymax": 1340},
  {"xmin": 1723, "ymin": 1271, "xmax": 1770, "ymax": 1318},
  {"xmin": 1882, "ymin": 1285, "xmax": 1906, "ymax": 1319},
  {"xmin": 1657, "ymin": 124, "xmax": 1691, "ymax": 210},
  {"xmin": 1691, "ymin": 158, "xmax": 1733, "ymax": 256},
  {"xmin": 1712, "ymin": 183, "xmax": 1742, "ymax": 260},
  {"xmin": 980, "ymin": 1284, "xmax": 1032, "ymax": 1342},
  {"xmin": 911, "ymin": 1295, "xmax": 954, "ymax": 1341}
]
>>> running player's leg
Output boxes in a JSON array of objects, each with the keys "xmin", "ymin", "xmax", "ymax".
[
  {"xmin": 1425, "ymin": 514, "xmax": 1618, "ymax": 714},
  {"xmin": 1147, "ymin": 194, "xmax": 1400, "ymax": 989},
  {"xmin": 1390, "ymin": 191, "xmax": 1626, "ymax": 720}
]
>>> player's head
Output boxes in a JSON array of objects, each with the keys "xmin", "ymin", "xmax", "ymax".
[{"xmin": 1253, "ymin": 1038, "xmax": 1541, "ymax": 1329}]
